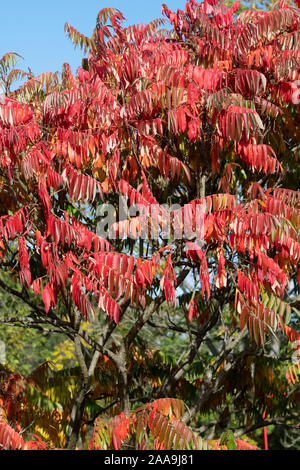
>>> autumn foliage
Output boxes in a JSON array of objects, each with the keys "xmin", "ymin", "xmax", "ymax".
[{"xmin": 0, "ymin": 0, "xmax": 299, "ymax": 450}]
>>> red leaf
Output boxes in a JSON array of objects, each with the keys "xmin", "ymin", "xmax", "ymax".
[
  {"xmin": 19, "ymin": 236, "xmax": 31, "ymax": 288},
  {"xmin": 42, "ymin": 284, "xmax": 56, "ymax": 313},
  {"xmin": 0, "ymin": 410, "xmax": 25, "ymax": 450},
  {"xmin": 188, "ymin": 298, "xmax": 197, "ymax": 322}
]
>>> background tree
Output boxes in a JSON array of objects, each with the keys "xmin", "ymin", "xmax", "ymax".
[{"xmin": 0, "ymin": 0, "xmax": 299, "ymax": 450}]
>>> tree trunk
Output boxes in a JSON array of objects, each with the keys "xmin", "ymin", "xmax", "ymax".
[{"xmin": 66, "ymin": 382, "xmax": 88, "ymax": 449}]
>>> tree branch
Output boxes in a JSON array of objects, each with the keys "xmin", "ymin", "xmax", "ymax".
[
  {"xmin": 182, "ymin": 327, "xmax": 251, "ymax": 424},
  {"xmin": 233, "ymin": 414, "xmax": 300, "ymax": 438}
]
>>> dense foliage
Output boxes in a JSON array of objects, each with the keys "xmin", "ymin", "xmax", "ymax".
[{"xmin": 0, "ymin": 0, "xmax": 299, "ymax": 450}]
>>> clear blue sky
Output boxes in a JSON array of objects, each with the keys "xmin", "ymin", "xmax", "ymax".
[{"xmin": 1, "ymin": 0, "xmax": 185, "ymax": 80}]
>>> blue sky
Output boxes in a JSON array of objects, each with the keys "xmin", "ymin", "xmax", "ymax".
[{"xmin": 1, "ymin": 0, "xmax": 185, "ymax": 81}]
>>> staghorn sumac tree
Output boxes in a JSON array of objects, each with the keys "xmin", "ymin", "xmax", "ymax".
[{"xmin": 0, "ymin": 0, "xmax": 299, "ymax": 450}]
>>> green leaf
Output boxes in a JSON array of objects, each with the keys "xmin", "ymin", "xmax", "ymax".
[{"xmin": 220, "ymin": 431, "xmax": 237, "ymax": 450}]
